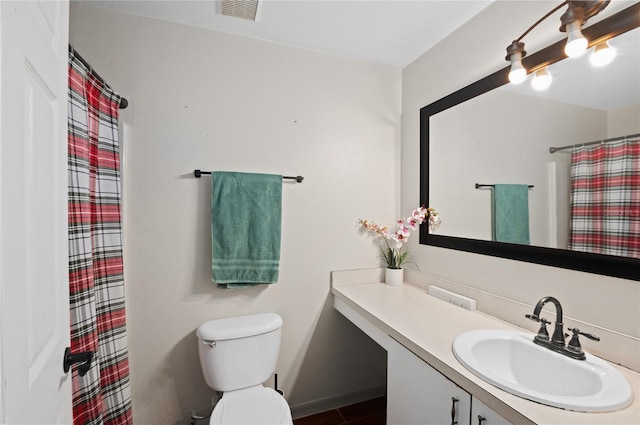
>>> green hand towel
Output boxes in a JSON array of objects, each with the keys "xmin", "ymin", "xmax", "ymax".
[
  {"xmin": 212, "ymin": 172, "xmax": 282, "ymax": 288},
  {"xmin": 492, "ymin": 184, "xmax": 530, "ymax": 245}
]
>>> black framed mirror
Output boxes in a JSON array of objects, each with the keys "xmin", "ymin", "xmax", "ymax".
[{"xmin": 420, "ymin": 3, "xmax": 639, "ymax": 281}]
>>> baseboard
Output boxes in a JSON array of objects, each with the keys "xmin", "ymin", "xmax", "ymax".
[{"xmin": 289, "ymin": 385, "xmax": 386, "ymax": 420}]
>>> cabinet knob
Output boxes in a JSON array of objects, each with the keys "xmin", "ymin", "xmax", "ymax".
[
  {"xmin": 478, "ymin": 415, "xmax": 487, "ymax": 425},
  {"xmin": 450, "ymin": 396, "xmax": 458, "ymax": 425}
]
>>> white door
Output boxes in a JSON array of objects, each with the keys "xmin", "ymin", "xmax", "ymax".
[{"xmin": 0, "ymin": 1, "xmax": 71, "ymax": 423}]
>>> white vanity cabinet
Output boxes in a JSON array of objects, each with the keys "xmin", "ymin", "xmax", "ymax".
[
  {"xmin": 332, "ymin": 276, "xmax": 640, "ymax": 425},
  {"xmin": 387, "ymin": 337, "xmax": 512, "ymax": 425},
  {"xmin": 471, "ymin": 398, "xmax": 512, "ymax": 425},
  {"xmin": 388, "ymin": 337, "xmax": 471, "ymax": 424}
]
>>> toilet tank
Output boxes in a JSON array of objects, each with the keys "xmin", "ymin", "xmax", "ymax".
[{"xmin": 197, "ymin": 313, "xmax": 283, "ymax": 392}]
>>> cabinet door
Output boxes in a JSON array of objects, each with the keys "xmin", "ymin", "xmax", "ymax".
[
  {"xmin": 387, "ymin": 338, "xmax": 471, "ymax": 425},
  {"xmin": 471, "ymin": 398, "xmax": 513, "ymax": 425}
]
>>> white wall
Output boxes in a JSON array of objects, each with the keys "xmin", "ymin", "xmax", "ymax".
[
  {"xmin": 608, "ymin": 103, "xmax": 640, "ymax": 136},
  {"xmin": 403, "ymin": 0, "xmax": 639, "ymax": 371},
  {"xmin": 70, "ymin": 4, "xmax": 399, "ymax": 423}
]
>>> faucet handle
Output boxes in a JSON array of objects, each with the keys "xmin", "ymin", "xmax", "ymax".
[
  {"xmin": 525, "ymin": 314, "xmax": 551, "ymax": 324},
  {"xmin": 567, "ymin": 328, "xmax": 600, "ymax": 356},
  {"xmin": 525, "ymin": 313, "xmax": 540, "ymax": 322},
  {"xmin": 526, "ymin": 314, "xmax": 551, "ymax": 341},
  {"xmin": 568, "ymin": 328, "xmax": 600, "ymax": 341}
]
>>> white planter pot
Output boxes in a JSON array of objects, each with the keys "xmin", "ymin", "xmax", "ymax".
[{"xmin": 385, "ymin": 268, "xmax": 403, "ymax": 287}]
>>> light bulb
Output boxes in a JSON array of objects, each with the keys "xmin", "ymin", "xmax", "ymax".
[
  {"xmin": 508, "ymin": 52, "xmax": 527, "ymax": 84},
  {"xmin": 565, "ymin": 20, "xmax": 588, "ymax": 57},
  {"xmin": 532, "ymin": 68, "xmax": 552, "ymax": 91},
  {"xmin": 590, "ymin": 41, "xmax": 616, "ymax": 67}
]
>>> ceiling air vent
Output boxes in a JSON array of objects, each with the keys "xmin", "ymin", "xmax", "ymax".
[{"xmin": 220, "ymin": 0, "xmax": 260, "ymax": 21}]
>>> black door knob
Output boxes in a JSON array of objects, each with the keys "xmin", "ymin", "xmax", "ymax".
[{"xmin": 63, "ymin": 347, "xmax": 94, "ymax": 377}]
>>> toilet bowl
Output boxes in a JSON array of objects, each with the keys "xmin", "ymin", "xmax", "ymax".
[
  {"xmin": 197, "ymin": 313, "xmax": 293, "ymax": 425},
  {"xmin": 209, "ymin": 385, "xmax": 291, "ymax": 424}
]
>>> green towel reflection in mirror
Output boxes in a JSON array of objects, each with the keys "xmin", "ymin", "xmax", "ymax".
[{"xmin": 492, "ymin": 184, "xmax": 530, "ymax": 245}]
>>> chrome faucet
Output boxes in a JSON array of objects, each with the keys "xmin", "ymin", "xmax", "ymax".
[{"xmin": 525, "ymin": 296, "xmax": 600, "ymax": 360}]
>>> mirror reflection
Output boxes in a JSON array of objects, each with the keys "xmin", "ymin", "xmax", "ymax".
[{"xmin": 429, "ymin": 26, "xmax": 639, "ymax": 259}]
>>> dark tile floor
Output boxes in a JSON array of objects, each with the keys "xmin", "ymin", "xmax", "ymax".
[{"xmin": 293, "ymin": 396, "xmax": 386, "ymax": 425}]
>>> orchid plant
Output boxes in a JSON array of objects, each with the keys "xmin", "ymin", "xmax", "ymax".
[{"xmin": 358, "ymin": 206, "xmax": 442, "ymax": 269}]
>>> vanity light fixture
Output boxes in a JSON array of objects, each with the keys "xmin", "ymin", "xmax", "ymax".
[
  {"xmin": 505, "ymin": 0, "xmax": 611, "ymax": 84},
  {"xmin": 590, "ymin": 41, "xmax": 616, "ymax": 67},
  {"xmin": 564, "ymin": 19, "xmax": 589, "ymax": 56},
  {"xmin": 506, "ymin": 41, "xmax": 527, "ymax": 84},
  {"xmin": 562, "ymin": 4, "xmax": 590, "ymax": 57},
  {"xmin": 531, "ymin": 67, "xmax": 552, "ymax": 91}
]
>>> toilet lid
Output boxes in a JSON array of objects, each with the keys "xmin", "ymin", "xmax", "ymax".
[{"xmin": 210, "ymin": 386, "xmax": 293, "ymax": 425}]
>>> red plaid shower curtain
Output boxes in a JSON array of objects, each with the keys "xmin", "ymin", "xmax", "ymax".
[
  {"xmin": 569, "ymin": 140, "xmax": 640, "ymax": 258},
  {"xmin": 68, "ymin": 51, "xmax": 133, "ymax": 425}
]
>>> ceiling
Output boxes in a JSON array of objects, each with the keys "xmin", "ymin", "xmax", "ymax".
[
  {"xmin": 81, "ymin": 0, "xmax": 494, "ymax": 68},
  {"xmin": 80, "ymin": 0, "xmax": 638, "ymax": 109}
]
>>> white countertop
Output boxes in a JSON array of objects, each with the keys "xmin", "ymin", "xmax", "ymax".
[{"xmin": 331, "ymin": 276, "xmax": 640, "ymax": 424}]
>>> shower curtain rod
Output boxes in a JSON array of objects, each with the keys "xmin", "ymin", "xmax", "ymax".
[
  {"xmin": 194, "ymin": 169, "xmax": 304, "ymax": 183},
  {"xmin": 68, "ymin": 45, "xmax": 128, "ymax": 109},
  {"xmin": 549, "ymin": 132, "xmax": 640, "ymax": 153}
]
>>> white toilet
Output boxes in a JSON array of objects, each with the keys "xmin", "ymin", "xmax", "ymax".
[{"xmin": 197, "ymin": 313, "xmax": 293, "ymax": 425}]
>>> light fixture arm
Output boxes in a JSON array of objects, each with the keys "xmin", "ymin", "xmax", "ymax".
[
  {"xmin": 506, "ymin": 1, "xmax": 569, "ymax": 64},
  {"xmin": 515, "ymin": 1, "xmax": 568, "ymax": 43},
  {"xmin": 559, "ymin": 0, "xmax": 611, "ymax": 32}
]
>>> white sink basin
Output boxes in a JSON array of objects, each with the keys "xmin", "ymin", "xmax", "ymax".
[{"xmin": 453, "ymin": 329, "xmax": 633, "ymax": 412}]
